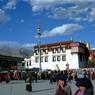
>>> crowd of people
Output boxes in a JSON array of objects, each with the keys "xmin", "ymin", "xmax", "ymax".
[
  {"xmin": 24, "ymin": 69, "xmax": 94, "ymax": 95},
  {"xmin": 0, "ymin": 69, "xmax": 95, "ymax": 95},
  {"xmin": 55, "ymin": 74, "xmax": 93, "ymax": 95},
  {"xmin": 54, "ymin": 70, "xmax": 94, "ymax": 95}
]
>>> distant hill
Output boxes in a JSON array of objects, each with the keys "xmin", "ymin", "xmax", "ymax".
[
  {"xmin": 0, "ymin": 45, "xmax": 33, "ymax": 58},
  {"xmin": 19, "ymin": 47, "xmax": 34, "ymax": 58}
]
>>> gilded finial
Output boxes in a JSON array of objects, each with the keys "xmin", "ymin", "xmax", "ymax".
[{"xmin": 86, "ymin": 42, "xmax": 90, "ymax": 49}]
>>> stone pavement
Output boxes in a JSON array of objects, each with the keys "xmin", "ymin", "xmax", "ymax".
[{"xmin": 0, "ymin": 80, "xmax": 95, "ymax": 95}]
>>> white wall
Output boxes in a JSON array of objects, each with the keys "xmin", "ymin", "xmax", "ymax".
[
  {"xmin": 26, "ymin": 49, "xmax": 80, "ymax": 70},
  {"xmin": 66, "ymin": 49, "xmax": 79, "ymax": 69}
]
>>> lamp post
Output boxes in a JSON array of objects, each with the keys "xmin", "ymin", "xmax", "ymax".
[
  {"xmin": 66, "ymin": 62, "xmax": 69, "ymax": 75},
  {"xmin": 66, "ymin": 62, "xmax": 69, "ymax": 69},
  {"xmin": 37, "ymin": 22, "xmax": 42, "ymax": 72}
]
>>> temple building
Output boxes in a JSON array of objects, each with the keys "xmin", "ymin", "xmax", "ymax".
[{"xmin": 24, "ymin": 41, "xmax": 90, "ymax": 71}]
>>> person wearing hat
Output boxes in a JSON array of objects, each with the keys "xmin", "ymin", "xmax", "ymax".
[
  {"xmin": 74, "ymin": 77, "xmax": 93, "ymax": 95},
  {"xmin": 55, "ymin": 74, "xmax": 72, "ymax": 95}
]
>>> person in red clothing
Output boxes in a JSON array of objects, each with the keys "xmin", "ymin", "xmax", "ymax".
[
  {"xmin": 4, "ymin": 73, "xmax": 10, "ymax": 83},
  {"xmin": 13, "ymin": 71, "xmax": 20, "ymax": 80}
]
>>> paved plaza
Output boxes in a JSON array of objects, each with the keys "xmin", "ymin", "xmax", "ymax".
[{"xmin": 0, "ymin": 80, "xmax": 95, "ymax": 95}]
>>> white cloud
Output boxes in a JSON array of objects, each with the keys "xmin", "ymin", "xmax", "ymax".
[
  {"xmin": 41, "ymin": 24, "xmax": 82, "ymax": 38},
  {"xmin": 25, "ymin": 0, "xmax": 63, "ymax": 12},
  {"xmin": 24, "ymin": 0, "xmax": 95, "ymax": 22},
  {"xmin": 0, "ymin": 41, "xmax": 20, "ymax": 48},
  {"xmin": 1, "ymin": 0, "xmax": 95, "ymax": 24},
  {"xmin": 22, "ymin": 43, "xmax": 36, "ymax": 48},
  {"xmin": 25, "ymin": 0, "xmax": 94, "ymax": 12},
  {"xmin": 0, "ymin": 41, "xmax": 35, "ymax": 49},
  {"xmin": 1, "ymin": 0, "xmax": 95, "ymax": 23},
  {"xmin": 49, "ymin": 2, "xmax": 95, "ymax": 22},
  {"xmin": 87, "ymin": 8, "xmax": 95, "ymax": 22},
  {"xmin": 49, "ymin": 6, "xmax": 84, "ymax": 21},
  {"xmin": 0, "ymin": 9, "xmax": 9, "ymax": 24},
  {"xmin": 20, "ymin": 19, "xmax": 25, "ymax": 23},
  {"xmin": 3, "ymin": 0, "xmax": 17, "ymax": 10}
]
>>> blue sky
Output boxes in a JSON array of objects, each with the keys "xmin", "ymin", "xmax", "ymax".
[{"xmin": 0, "ymin": 0, "xmax": 95, "ymax": 49}]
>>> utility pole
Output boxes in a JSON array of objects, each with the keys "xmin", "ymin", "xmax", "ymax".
[{"xmin": 37, "ymin": 22, "xmax": 42, "ymax": 72}]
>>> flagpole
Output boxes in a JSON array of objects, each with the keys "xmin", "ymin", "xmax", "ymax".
[{"xmin": 37, "ymin": 21, "xmax": 42, "ymax": 72}]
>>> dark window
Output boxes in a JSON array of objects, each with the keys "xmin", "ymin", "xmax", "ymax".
[
  {"xmin": 61, "ymin": 47, "xmax": 66, "ymax": 53},
  {"xmin": 62, "ymin": 55, "xmax": 66, "ymax": 61},
  {"xmin": 41, "ymin": 57, "xmax": 43, "ymax": 62},
  {"xmin": 57, "ymin": 47, "xmax": 61, "ymax": 53},
  {"xmin": 52, "ymin": 56, "xmax": 56, "ymax": 62},
  {"xmin": 57, "ymin": 56, "xmax": 61, "ymax": 61},
  {"xmin": 53, "ymin": 48, "xmax": 56, "ymax": 53},
  {"xmin": 35, "ymin": 49, "xmax": 39, "ymax": 55},
  {"xmin": 27, "ymin": 62, "xmax": 28, "ymax": 66},
  {"xmin": 45, "ymin": 56, "xmax": 48, "ymax": 62},
  {"xmin": 41, "ymin": 49, "xmax": 43, "ymax": 55},
  {"xmin": 45, "ymin": 49, "xmax": 48, "ymax": 54},
  {"xmin": 35, "ymin": 57, "xmax": 39, "ymax": 63},
  {"xmin": 29, "ymin": 60, "xmax": 31, "ymax": 66}
]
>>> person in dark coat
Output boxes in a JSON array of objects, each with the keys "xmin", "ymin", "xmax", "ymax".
[
  {"xmin": 55, "ymin": 74, "xmax": 72, "ymax": 95},
  {"xmin": 75, "ymin": 77, "xmax": 93, "ymax": 95},
  {"xmin": 26, "ymin": 73, "xmax": 32, "ymax": 92}
]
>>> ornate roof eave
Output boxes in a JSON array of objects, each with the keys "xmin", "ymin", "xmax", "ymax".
[{"xmin": 34, "ymin": 41, "xmax": 73, "ymax": 49}]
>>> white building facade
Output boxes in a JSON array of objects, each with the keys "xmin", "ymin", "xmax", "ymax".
[{"xmin": 24, "ymin": 41, "xmax": 89, "ymax": 71}]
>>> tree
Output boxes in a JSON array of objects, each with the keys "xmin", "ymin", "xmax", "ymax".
[{"xmin": 88, "ymin": 59, "xmax": 95, "ymax": 68}]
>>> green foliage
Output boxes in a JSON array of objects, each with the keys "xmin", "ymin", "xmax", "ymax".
[{"xmin": 88, "ymin": 59, "xmax": 95, "ymax": 67}]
